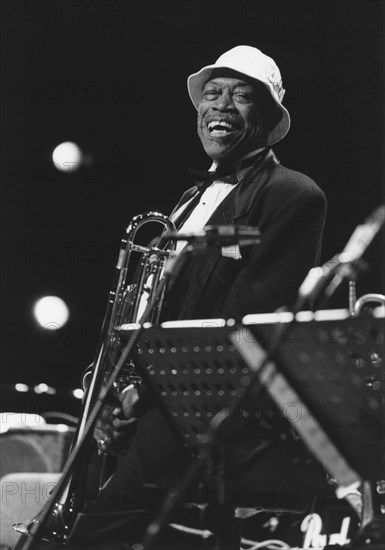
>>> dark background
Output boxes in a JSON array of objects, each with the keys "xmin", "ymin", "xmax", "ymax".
[{"xmin": 1, "ymin": 0, "xmax": 384, "ymax": 396}]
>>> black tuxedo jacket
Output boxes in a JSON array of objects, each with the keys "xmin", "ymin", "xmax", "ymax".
[{"xmin": 162, "ymin": 149, "xmax": 327, "ymax": 320}]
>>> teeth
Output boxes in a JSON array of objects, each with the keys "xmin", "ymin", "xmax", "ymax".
[{"xmin": 207, "ymin": 120, "xmax": 235, "ymax": 132}]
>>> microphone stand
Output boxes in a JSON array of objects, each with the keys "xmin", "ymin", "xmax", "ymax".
[{"xmin": 297, "ymin": 205, "xmax": 385, "ymax": 310}]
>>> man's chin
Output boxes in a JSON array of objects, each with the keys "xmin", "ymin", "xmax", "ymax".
[{"xmin": 204, "ymin": 144, "xmax": 240, "ymax": 163}]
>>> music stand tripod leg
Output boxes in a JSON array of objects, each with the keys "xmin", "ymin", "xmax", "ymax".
[{"xmin": 354, "ymin": 480, "xmax": 384, "ymax": 546}]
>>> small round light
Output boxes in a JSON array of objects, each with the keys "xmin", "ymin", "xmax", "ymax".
[
  {"xmin": 34, "ymin": 383, "xmax": 49, "ymax": 394},
  {"xmin": 52, "ymin": 141, "xmax": 83, "ymax": 172},
  {"xmin": 33, "ymin": 296, "xmax": 69, "ymax": 330},
  {"xmin": 15, "ymin": 383, "xmax": 29, "ymax": 392},
  {"xmin": 73, "ymin": 388, "xmax": 84, "ymax": 400}
]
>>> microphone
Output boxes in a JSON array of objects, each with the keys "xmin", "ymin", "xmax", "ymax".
[
  {"xmin": 162, "ymin": 225, "xmax": 261, "ymax": 247},
  {"xmin": 299, "ymin": 205, "xmax": 385, "ymax": 301},
  {"xmin": 342, "ymin": 205, "xmax": 385, "ymax": 262}
]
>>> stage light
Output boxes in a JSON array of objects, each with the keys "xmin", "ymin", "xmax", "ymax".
[
  {"xmin": 34, "ymin": 383, "xmax": 49, "ymax": 394},
  {"xmin": 15, "ymin": 383, "xmax": 29, "ymax": 392},
  {"xmin": 33, "ymin": 383, "xmax": 56, "ymax": 395},
  {"xmin": 52, "ymin": 141, "xmax": 83, "ymax": 172},
  {"xmin": 33, "ymin": 295, "xmax": 69, "ymax": 330},
  {"xmin": 73, "ymin": 388, "xmax": 84, "ymax": 400},
  {"xmin": 34, "ymin": 384, "xmax": 56, "ymax": 395}
]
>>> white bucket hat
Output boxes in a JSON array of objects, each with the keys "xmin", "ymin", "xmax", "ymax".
[{"xmin": 187, "ymin": 45, "xmax": 291, "ymax": 146}]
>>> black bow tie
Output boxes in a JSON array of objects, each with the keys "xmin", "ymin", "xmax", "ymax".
[
  {"xmin": 188, "ymin": 148, "xmax": 269, "ymax": 192},
  {"xmin": 188, "ymin": 164, "xmax": 238, "ymax": 191}
]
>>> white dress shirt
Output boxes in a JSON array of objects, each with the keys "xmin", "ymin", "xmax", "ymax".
[{"xmin": 171, "ymin": 147, "xmax": 266, "ymax": 253}]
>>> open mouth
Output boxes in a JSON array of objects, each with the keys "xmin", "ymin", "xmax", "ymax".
[{"xmin": 207, "ymin": 120, "xmax": 237, "ymax": 137}]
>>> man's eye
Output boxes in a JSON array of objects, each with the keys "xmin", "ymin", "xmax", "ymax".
[
  {"xmin": 203, "ymin": 90, "xmax": 219, "ymax": 99},
  {"xmin": 234, "ymin": 93, "xmax": 251, "ymax": 102}
]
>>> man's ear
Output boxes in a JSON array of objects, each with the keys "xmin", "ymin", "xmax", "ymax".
[
  {"xmin": 264, "ymin": 102, "xmax": 283, "ymax": 134},
  {"xmin": 256, "ymin": 82, "xmax": 283, "ymax": 137}
]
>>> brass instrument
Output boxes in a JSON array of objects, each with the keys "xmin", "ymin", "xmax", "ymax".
[
  {"xmin": 92, "ymin": 211, "xmax": 177, "ymax": 393},
  {"xmin": 353, "ymin": 292, "xmax": 385, "ymax": 316},
  {"xmin": 348, "ymin": 280, "xmax": 385, "ymax": 316},
  {"xmin": 14, "ymin": 212, "xmax": 177, "ymax": 547}
]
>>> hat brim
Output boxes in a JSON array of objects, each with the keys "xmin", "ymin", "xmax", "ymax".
[{"xmin": 187, "ymin": 64, "xmax": 290, "ymax": 146}]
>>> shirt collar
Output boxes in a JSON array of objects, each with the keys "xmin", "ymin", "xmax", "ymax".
[{"xmin": 208, "ymin": 146, "xmax": 267, "ymax": 173}]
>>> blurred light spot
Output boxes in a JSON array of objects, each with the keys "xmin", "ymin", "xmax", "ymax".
[
  {"xmin": 15, "ymin": 383, "xmax": 29, "ymax": 392},
  {"xmin": 33, "ymin": 383, "xmax": 56, "ymax": 395},
  {"xmin": 52, "ymin": 141, "xmax": 83, "ymax": 172},
  {"xmin": 34, "ymin": 296, "xmax": 69, "ymax": 330},
  {"xmin": 34, "ymin": 383, "xmax": 49, "ymax": 394},
  {"xmin": 73, "ymin": 388, "xmax": 84, "ymax": 400}
]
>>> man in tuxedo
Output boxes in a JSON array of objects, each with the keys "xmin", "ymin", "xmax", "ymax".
[
  {"xmin": 19, "ymin": 46, "xmax": 327, "ymax": 549},
  {"xmin": 161, "ymin": 45, "xmax": 326, "ymax": 321},
  {"xmin": 91, "ymin": 45, "xmax": 327, "ymax": 516}
]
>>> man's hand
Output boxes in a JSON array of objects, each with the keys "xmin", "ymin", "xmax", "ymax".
[
  {"xmin": 118, "ymin": 383, "xmax": 140, "ymax": 421},
  {"xmin": 94, "ymin": 385, "xmax": 139, "ymax": 454}
]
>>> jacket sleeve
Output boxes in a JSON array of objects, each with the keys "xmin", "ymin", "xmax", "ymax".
[{"xmin": 220, "ymin": 186, "xmax": 327, "ymax": 318}]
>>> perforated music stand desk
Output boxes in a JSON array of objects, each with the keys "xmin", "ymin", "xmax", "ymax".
[
  {"xmin": 240, "ymin": 308, "xmax": 384, "ymax": 485},
  {"xmin": 124, "ymin": 310, "xmax": 384, "ymax": 486},
  {"xmin": 129, "ymin": 318, "xmax": 258, "ymax": 454}
]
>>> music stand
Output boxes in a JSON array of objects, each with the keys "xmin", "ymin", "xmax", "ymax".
[
  {"xmin": 239, "ymin": 309, "xmax": 384, "ymax": 483},
  {"xmin": 119, "ymin": 318, "xmax": 321, "ymax": 548},
  {"xmin": 236, "ymin": 309, "xmax": 384, "ymax": 546},
  {"xmin": 132, "ymin": 320, "xmax": 260, "ymax": 448},
  {"xmin": 123, "ymin": 310, "xmax": 384, "ymax": 548},
  {"xmin": 122, "ymin": 319, "xmax": 280, "ymax": 550}
]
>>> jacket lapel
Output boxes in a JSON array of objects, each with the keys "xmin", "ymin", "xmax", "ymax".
[
  {"xmin": 169, "ymin": 187, "xmax": 198, "ymax": 218},
  {"xmin": 205, "ymin": 148, "xmax": 280, "ymax": 226}
]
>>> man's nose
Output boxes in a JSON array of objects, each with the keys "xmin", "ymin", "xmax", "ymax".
[{"xmin": 213, "ymin": 91, "xmax": 236, "ymax": 111}]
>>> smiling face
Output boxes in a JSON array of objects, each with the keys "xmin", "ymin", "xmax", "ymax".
[{"xmin": 197, "ymin": 73, "xmax": 268, "ymax": 163}]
